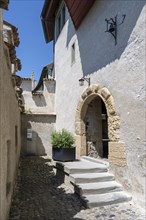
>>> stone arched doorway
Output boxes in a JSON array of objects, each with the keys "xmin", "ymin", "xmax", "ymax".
[{"xmin": 75, "ymin": 84, "xmax": 126, "ymax": 166}]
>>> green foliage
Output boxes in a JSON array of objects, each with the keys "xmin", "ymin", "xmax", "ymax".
[{"xmin": 51, "ymin": 129, "xmax": 75, "ymax": 148}]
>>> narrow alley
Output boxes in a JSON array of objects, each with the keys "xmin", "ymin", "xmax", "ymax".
[
  {"xmin": 9, "ymin": 156, "xmax": 145, "ymax": 220},
  {"xmin": 1, "ymin": 1, "xmax": 146, "ymax": 219}
]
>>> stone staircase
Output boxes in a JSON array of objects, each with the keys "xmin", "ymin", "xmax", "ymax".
[{"xmin": 56, "ymin": 156, "xmax": 132, "ymax": 208}]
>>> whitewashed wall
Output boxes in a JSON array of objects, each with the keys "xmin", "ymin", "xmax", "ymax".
[
  {"xmin": 54, "ymin": 0, "xmax": 146, "ymax": 207},
  {"xmin": 21, "ymin": 79, "xmax": 56, "ymax": 157},
  {"xmin": 21, "ymin": 79, "xmax": 56, "ymax": 114},
  {"xmin": 21, "ymin": 114, "xmax": 56, "ymax": 156}
]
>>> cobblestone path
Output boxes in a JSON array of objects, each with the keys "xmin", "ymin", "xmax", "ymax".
[{"xmin": 9, "ymin": 156, "xmax": 145, "ymax": 220}]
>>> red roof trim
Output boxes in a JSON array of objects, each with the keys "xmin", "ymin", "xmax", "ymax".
[
  {"xmin": 65, "ymin": 0, "xmax": 96, "ymax": 29},
  {"xmin": 41, "ymin": 0, "xmax": 96, "ymax": 42}
]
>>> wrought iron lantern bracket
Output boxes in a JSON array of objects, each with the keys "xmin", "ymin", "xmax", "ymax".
[{"xmin": 105, "ymin": 14, "xmax": 126, "ymax": 45}]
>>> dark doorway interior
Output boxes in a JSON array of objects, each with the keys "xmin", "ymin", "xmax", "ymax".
[
  {"xmin": 84, "ymin": 96, "xmax": 108, "ymax": 159},
  {"xmin": 101, "ymin": 99, "xmax": 108, "ymax": 158}
]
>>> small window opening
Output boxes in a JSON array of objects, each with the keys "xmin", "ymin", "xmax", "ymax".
[
  {"xmin": 57, "ymin": 15, "xmax": 61, "ymax": 38},
  {"xmin": 6, "ymin": 140, "xmax": 11, "ymax": 197},
  {"xmin": 55, "ymin": 2, "xmax": 66, "ymax": 40},
  {"xmin": 15, "ymin": 125, "xmax": 18, "ymax": 152},
  {"xmin": 62, "ymin": 5, "xmax": 66, "ymax": 27},
  {"xmin": 71, "ymin": 43, "xmax": 75, "ymax": 64}
]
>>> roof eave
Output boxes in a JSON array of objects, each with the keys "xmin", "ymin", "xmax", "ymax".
[
  {"xmin": 41, "ymin": 0, "xmax": 60, "ymax": 43},
  {"xmin": 41, "ymin": 18, "xmax": 50, "ymax": 43}
]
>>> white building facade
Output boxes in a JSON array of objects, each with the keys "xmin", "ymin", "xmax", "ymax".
[{"xmin": 41, "ymin": 0, "xmax": 146, "ymax": 207}]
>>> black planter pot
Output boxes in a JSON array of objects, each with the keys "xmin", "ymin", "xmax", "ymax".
[{"xmin": 52, "ymin": 147, "xmax": 76, "ymax": 162}]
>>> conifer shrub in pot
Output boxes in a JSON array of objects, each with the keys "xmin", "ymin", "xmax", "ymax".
[{"xmin": 51, "ymin": 129, "xmax": 76, "ymax": 162}]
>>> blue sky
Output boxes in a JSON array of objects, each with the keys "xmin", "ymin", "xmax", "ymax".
[{"xmin": 3, "ymin": 0, "xmax": 53, "ymax": 81}]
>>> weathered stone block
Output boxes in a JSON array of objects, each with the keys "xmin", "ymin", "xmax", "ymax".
[
  {"xmin": 82, "ymin": 91, "xmax": 87, "ymax": 100},
  {"xmin": 86, "ymin": 87, "xmax": 93, "ymax": 95},
  {"xmin": 80, "ymin": 135, "xmax": 87, "ymax": 156},
  {"xmin": 101, "ymin": 87, "xmax": 111, "ymax": 100},
  {"xmin": 108, "ymin": 116, "xmax": 120, "ymax": 130},
  {"xmin": 75, "ymin": 122, "xmax": 81, "ymax": 135},
  {"xmin": 108, "ymin": 129, "xmax": 120, "ymax": 142},
  {"xmin": 90, "ymin": 84, "xmax": 100, "ymax": 93},
  {"xmin": 75, "ymin": 135, "xmax": 82, "ymax": 156},
  {"xmin": 109, "ymin": 142, "xmax": 126, "ymax": 166},
  {"xmin": 105, "ymin": 96, "xmax": 116, "ymax": 115},
  {"xmin": 75, "ymin": 110, "xmax": 80, "ymax": 122},
  {"xmin": 75, "ymin": 121, "xmax": 85, "ymax": 135},
  {"xmin": 108, "ymin": 156, "xmax": 126, "ymax": 166},
  {"xmin": 76, "ymin": 100, "xmax": 83, "ymax": 112},
  {"xmin": 108, "ymin": 116, "xmax": 120, "ymax": 141},
  {"xmin": 94, "ymin": 84, "xmax": 102, "ymax": 93}
]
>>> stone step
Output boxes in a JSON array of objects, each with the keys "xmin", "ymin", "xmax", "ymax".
[
  {"xmin": 63, "ymin": 160, "xmax": 108, "ymax": 174},
  {"xmin": 70, "ymin": 172, "xmax": 115, "ymax": 184},
  {"xmin": 81, "ymin": 156, "xmax": 109, "ymax": 167},
  {"xmin": 53, "ymin": 157, "xmax": 132, "ymax": 208},
  {"xmin": 82, "ymin": 191, "xmax": 132, "ymax": 208},
  {"xmin": 75, "ymin": 181, "xmax": 123, "ymax": 196}
]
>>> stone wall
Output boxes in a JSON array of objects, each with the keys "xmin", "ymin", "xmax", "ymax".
[
  {"xmin": 54, "ymin": 1, "xmax": 146, "ymax": 207},
  {"xmin": 21, "ymin": 77, "xmax": 56, "ymax": 157},
  {"xmin": 21, "ymin": 114, "xmax": 56, "ymax": 156},
  {"xmin": 0, "ymin": 10, "xmax": 21, "ymax": 220}
]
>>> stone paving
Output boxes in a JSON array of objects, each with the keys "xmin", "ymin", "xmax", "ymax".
[{"xmin": 9, "ymin": 156, "xmax": 145, "ymax": 220}]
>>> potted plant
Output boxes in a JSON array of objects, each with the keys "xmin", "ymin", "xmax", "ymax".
[{"xmin": 51, "ymin": 129, "xmax": 76, "ymax": 162}]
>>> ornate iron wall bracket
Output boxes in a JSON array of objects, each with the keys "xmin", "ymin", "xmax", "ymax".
[{"xmin": 105, "ymin": 15, "xmax": 126, "ymax": 45}]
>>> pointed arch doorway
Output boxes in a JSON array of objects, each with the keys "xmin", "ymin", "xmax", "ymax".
[{"xmin": 75, "ymin": 84, "xmax": 121, "ymax": 162}]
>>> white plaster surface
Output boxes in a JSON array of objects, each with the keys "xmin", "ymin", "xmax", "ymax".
[
  {"xmin": 54, "ymin": 1, "xmax": 146, "ymax": 207},
  {"xmin": 21, "ymin": 114, "xmax": 56, "ymax": 156},
  {"xmin": 21, "ymin": 80, "xmax": 56, "ymax": 114},
  {"xmin": 21, "ymin": 79, "xmax": 56, "ymax": 157}
]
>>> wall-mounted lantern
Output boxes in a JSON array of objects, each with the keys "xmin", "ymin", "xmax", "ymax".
[
  {"xmin": 79, "ymin": 77, "xmax": 90, "ymax": 86},
  {"xmin": 105, "ymin": 14, "xmax": 126, "ymax": 45}
]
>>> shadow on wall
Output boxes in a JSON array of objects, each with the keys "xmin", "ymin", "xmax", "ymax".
[
  {"xmin": 25, "ymin": 122, "xmax": 47, "ymax": 156},
  {"xmin": 21, "ymin": 114, "xmax": 56, "ymax": 157},
  {"xmin": 45, "ymin": 82, "xmax": 56, "ymax": 94},
  {"xmin": 66, "ymin": 1, "xmax": 145, "ymax": 76},
  {"xmin": 32, "ymin": 94, "xmax": 47, "ymax": 107},
  {"xmin": 27, "ymin": 130, "xmax": 47, "ymax": 156}
]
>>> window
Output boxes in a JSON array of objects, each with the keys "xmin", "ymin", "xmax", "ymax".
[
  {"xmin": 71, "ymin": 42, "xmax": 75, "ymax": 64},
  {"xmin": 6, "ymin": 140, "xmax": 11, "ymax": 197},
  {"xmin": 55, "ymin": 2, "xmax": 66, "ymax": 40},
  {"xmin": 48, "ymin": 67, "xmax": 53, "ymax": 77},
  {"xmin": 15, "ymin": 125, "xmax": 18, "ymax": 152},
  {"xmin": 62, "ymin": 5, "xmax": 66, "ymax": 27},
  {"xmin": 57, "ymin": 15, "xmax": 61, "ymax": 37}
]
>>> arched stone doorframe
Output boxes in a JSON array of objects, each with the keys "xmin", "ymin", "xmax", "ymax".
[{"xmin": 75, "ymin": 84, "xmax": 126, "ymax": 166}]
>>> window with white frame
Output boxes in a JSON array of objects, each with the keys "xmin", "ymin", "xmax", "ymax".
[{"xmin": 55, "ymin": 1, "xmax": 66, "ymax": 40}]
